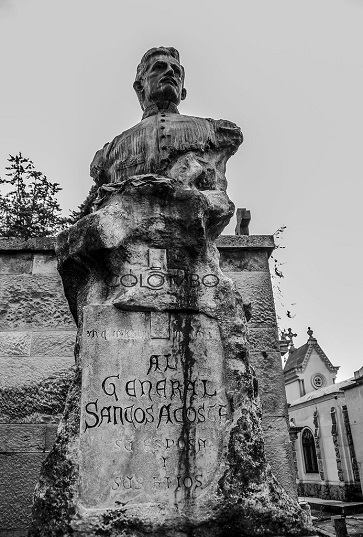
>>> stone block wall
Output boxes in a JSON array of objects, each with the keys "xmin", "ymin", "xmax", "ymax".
[
  {"xmin": 0, "ymin": 235, "xmax": 295, "ymax": 535},
  {"xmin": 0, "ymin": 238, "xmax": 76, "ymax": 537},
  {"xmin": 217, "ymin": 235, "xmax": 296, "ymax": 499}
]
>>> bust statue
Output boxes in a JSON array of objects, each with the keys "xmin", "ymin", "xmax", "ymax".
[
  {"xmin": 90, "ymin": 47, "xmax": 243, "ymax": 196},
  {"xmin": 29, "ymin": 46, "xmax": 312, "ymax": 537}
]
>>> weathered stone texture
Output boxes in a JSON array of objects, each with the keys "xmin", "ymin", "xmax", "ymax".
[
  {"xmin": 216, "ymin": 234, "xmax": 275, "ymax": 251},
  {"xmin": 219, "ymin": 249, "xmax": 270, "ymax": 272},
  {"xmin": 0, "ymin": 424, "xmax": 46, "ymax": 452},
  {"xmin": 30, "ymin": 331, "xmax": 76, "ymax": 356},
  {"xmin": 0, "ymin": 253, "xmax": 33, "ymax": 274},
  {"xmin": 262, "ymin": 416, "xmax": 297, "ymax": 498},
  {"xmin": 0, "ymin": 453, "xmax": 47, "ymax": 530},
  {"xmin": 0, "ymin": 237, "xmax": 55, "ymax": 251},
  {"xmin": 249, "ymin": 351, "xmax": 287, "ymax": 417},
  {"xmin": 45, "ymin": 424, "xmax": 58, "ymax": 451},
  {"xmin": 32, "ymin": 253, "xmax": 58, "ymax": 275},
  {"xmin": 0, "ymin": 423, "xmax": 58, "ymax": 453},
  {"xmin": 0, "ymin": 356, "xmax": 74, "ymax": 388},
  {"xmin": 0, "ymin": 367, "xmax": 74, "ymax": 423},
  {"xmin": 248, "ymin": 326, "xmax": 280, "ymax": 352},
  {"xmin": 0, "ymin": 275, "xmax": 74, "ymax": 329},
  {"xmin": 0, "ymin": 332, "xmax": 31, "ymax": 356},
  {"xmin": 227, "ymin": 271, "xmax": 278, "ymax": 327}
]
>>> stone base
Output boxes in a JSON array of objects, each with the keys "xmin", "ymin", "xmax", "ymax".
[{"xmin": 298, "ymin": 482, "xmax": 363, "ymax": 502}]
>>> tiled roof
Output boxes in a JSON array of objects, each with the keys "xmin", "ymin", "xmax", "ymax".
[
  {"xmin": 283, "ymin": 338, "xmax": 339, "ymax": 375},
  {"xmin": 284, "ymin": 343, "xmax": 309, "ymax": 373},
  {"xmin": 289, "ymin": 378, "xmax": 355, "ymax": 406}
]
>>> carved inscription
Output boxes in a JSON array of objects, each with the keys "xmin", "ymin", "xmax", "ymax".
[
  {"xmin": 106, "ymin": 267, "xmax": 220, "ymax": 290},
  {"xmin": 83, "ymin": 355, "xmax": 226, "ymax": 431},
  {"xmin": 79, "ymin": 307, "xmax": 229, "ymax": 509}
]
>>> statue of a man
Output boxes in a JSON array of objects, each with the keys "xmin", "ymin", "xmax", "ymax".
[{"xmin": 90, "ymin": 47, "xmax": 243, "ymax": 194}]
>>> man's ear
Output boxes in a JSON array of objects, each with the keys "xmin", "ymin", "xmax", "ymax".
[
  {"xmin": 133, "ymin": 80, "xmax": 143, "ymax": 94},
  {"xmin": 181, "ymin": 88, "xmax": 187, "ymax": 101}
]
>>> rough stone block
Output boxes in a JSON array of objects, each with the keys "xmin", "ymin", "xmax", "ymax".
[
  {"xmin": 0, "ymin": 424, "xmax": 46, "ymax": 452},
  {"xmin": 0, "ymin": 237, "xmax": 55, "ymax": 251},
  {"xmin": 0, "ymin": 355, "xmax": 74, "ymax": 388},
  {"xmin": 0, "ymin": 452, "xmax": 47, "ymax": 529},
  {"xmin": 262, "ymin": 415, "xmax": 297, "ymax": 498},
  {"xmin": 248, "ymin": 327, "xmax": 280, "ymax": 353},
  {"xmin": 0, "ymin": 275, "xmax": 74, "ymax": 329},
  {"xmin": 0, "ymin": 367, "xmax": 73, "ymax": 424},
  {"xmin": 32, "ymin": 254, "xmax": 58, "ymax": 275},
  {"xmin": 226, "ymin": 271, "xmax": 277, "ymax": 326},
  {"xmin": 45, "ymin": 424, "xmax": 58, "ymax": 451},
  {"xmin": 0, "ymin": 332, "xmax": 31, "ymax": 357},
  {"xmin": 30, "ymin": 331, "xmax": 76, "ymax": 357},
  {"xmin": 216, "ymin": 235, "xmax": 275, "ymax": 251},
  {"xmin": 0, "ymin": 253, "xmax": 33, "ymax": 274},
  {"xmin": 219, "ymin": 249, "xmax": 269, "ymax": 272},
  {"xmin": 249, "ymin": 351, "xmax": 287, "ymax": 417}
]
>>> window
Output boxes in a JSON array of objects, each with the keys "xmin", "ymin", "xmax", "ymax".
[
  {"xmin": 311, "ymin": 373, "xmax": 326, "ymax": 390},
  {"xmin": 302, "ymin": 428, "xmax": 319, "ymax": 473}
]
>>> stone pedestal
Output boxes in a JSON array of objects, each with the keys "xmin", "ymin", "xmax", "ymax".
[
  {"xmin": 217, "ymin": 235, "xmax": 297, "ymax": 499},
  {"xmin": 29, "ymin": 177, "xmax": 313, "ymax": 536}
]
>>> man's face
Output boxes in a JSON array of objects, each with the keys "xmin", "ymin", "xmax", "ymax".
[{"xmin": 141, "ymin": 54, "xmax": 186, "ymax": 107}]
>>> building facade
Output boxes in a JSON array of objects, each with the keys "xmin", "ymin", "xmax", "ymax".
[{"xmin": 284, "ymin": 330, "xmax": 363, "ymax": 501}]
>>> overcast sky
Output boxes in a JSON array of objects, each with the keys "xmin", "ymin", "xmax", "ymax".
[{"xmin": 1, "ymin": 0, "xmax": 362, "ymax": 381}]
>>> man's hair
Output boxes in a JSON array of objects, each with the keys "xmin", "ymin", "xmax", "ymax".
[{"xmin": 133, "ymin": 46, "xmax": 184, "ymax": 107}]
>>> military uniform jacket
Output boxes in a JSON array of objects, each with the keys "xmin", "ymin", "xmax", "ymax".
[{"xmin": 90, "ymin": 104, "xmax": 243, "ymax": 187}]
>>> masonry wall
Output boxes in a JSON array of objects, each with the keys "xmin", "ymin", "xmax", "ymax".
[
  {"xmin": 0, "ymin": 235, "xmax": 295, "ymax": 536},
  {"xmin": 217, "ymin": 235, "xmax": 296, "ymax": 500},
  {"xmin": 0, "ymin": 238, "xmax": 76, "ymax": 537}
]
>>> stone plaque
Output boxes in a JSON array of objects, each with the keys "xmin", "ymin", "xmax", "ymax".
[{"xmin": 79, "ymin": 305, "xmax": 229, "ymax": 509}]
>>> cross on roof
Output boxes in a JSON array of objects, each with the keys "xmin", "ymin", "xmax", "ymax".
[{"xmin": 286, "ymin": 328, "xmax": 297, "ymax": 345}]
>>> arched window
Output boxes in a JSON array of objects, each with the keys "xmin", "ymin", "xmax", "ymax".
[{"xmin": 302, "ymin": 428, "xmax": 318, "ymax": 473}]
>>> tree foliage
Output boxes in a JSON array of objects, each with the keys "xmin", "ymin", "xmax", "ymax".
[{"xmin": 0, "ymin": 152, "xmax": 68, "ymax": 239}]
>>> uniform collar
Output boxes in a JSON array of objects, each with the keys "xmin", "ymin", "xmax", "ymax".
[{"xmin": 142, "ymin": 102, "xmax": 180, "ymax": 120}]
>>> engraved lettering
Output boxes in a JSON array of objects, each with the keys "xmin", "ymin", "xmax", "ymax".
[
  {"xmin": 171, "ymin": 380, "xmax": 183, "ymax": 399},
  {"xmin": 125, "ymin": 379, "xmax": 137, "ymax": 397},
  {"xmin": 113, "ymin": 406, "xmax": 124, "ymax": 425},
  {"xmin": 201, "ymin": 379, "xmax": 217, "ymax": 397},
  {"xmin": 112, "ymin": 477, "xmax": 121, "ymax": 490},
  {"xmin": 147, "ymin": 355, "xmax": 162, "ymax": 374},
  {"xmin": 145, "ymin": 405, "xmax": 154, "ymax": 423},
  {"xmin": 134, "ymin": 407, "xmax": 146, "ymax": 423},
  {"xmin": 102, "ymin": 375, "xmax": 120, "ymax": 402},
  {"xmin": 120, "ymin": 272, "xmax": 138, "ymax": 287},
  {"xmin": 155, "ymin": 379, "xmax": 167, "ymax": 398},
  {"xmin": 84, "ymin": 400, "xmax": 99, "ymax": 431},
  {"xmin": 219, "ymin": 404, "xmax": 228, "ymax": 421},
  {"xmin": 164, "ymin": 354, "xmax": 177, "ymax": 371},
  {"xmin": 157, "ymin": 404, "xmax": 173, "ymax": 428},
  {"xmin": 202, "ymin": 274, "xmax": 219, "ymax": 287},
  {"xmin": 139, "ymin": 380, "xmax": 153, "ymax": 401},
  {"xmin": 98, "ymin": 406, "xmax": 112, "ymax": 426}
]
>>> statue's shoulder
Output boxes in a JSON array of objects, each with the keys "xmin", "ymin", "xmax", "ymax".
[
  {"xmin": 184, "ymin": 114, "xmax": 243, "ymax": 146},
  {"xmin": 90, "ymin": 120, "xmax": 145, "ymax": 184}
]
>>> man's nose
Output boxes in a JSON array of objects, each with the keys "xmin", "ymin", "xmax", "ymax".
[{"xmin": 165, "ymin": 64, "xmax": 175, "ymax": 76}]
